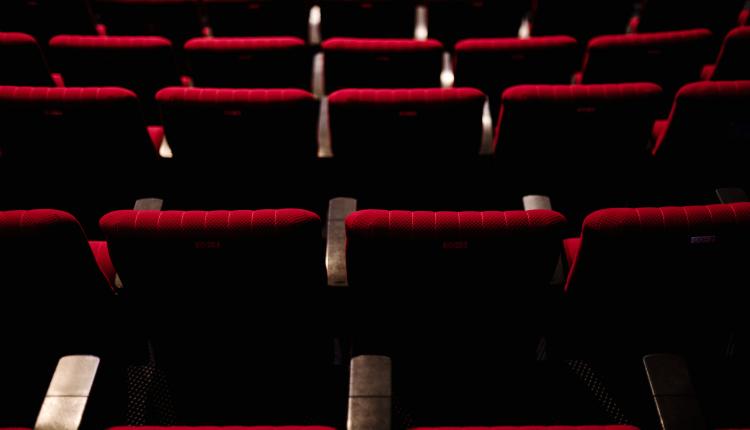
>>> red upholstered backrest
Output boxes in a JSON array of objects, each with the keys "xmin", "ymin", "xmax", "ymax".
[
  {"xmin": 564, "ymin": 203, "xmax": 750, "ymax": 353},
  {"xmin": 322, "ymin": 38, "xmax": 444, "ymax": 91},
  {"xmin": 202, "ymin": 0, "xmax": 311, "ymax": 38},
  {"xmin": 156, "ymin": 87, "xmax": 318, "ymax": 162},
  {"xmin": 49, "ymin": 35, "xmax": 180, "ymax": 123},
  {"xmin": 94, "ymin": 0, "xmax": 203, "ymax": 46},
  {"xmin": 530, "ymin": 0, "xmax": 635, "ymax": 42},
  {"xmin": 0, "ymin": 209, "xmax": 112, "ymax": 301},
  {"xmin": 0, "ymin": 86, "xmax": 157, "ymax": 167},
  {"xmin": 101, "ymin": 209, "xmax": 324, "ymax": 300},
  {"xmin": 636, "ymin": 0, "xmax": 746, "ymax": 36},
  {"xmin": 328, "ymin": 87, "xmax": 485, "ymax": 160},
  {"xmin": 100, "ymin": 209, "xmax": 333, "ymax": 423},
  {"xmin": 652, "ymin": 81, "xmax": 750, "ymax": 186},
  {"xmin": 0, "ymin": 32, "xmax": 54, "ymax": 86},
  {"xmin": 346, "ymin": 209, "xmax": 565, "ymax": 288},
  {"xmin": 454, "ymin": 36, "xmax": 579, "ymax": 113},
  {"xmin": 580, "ymin": 30, "xmax": 713, "ymax": 98},
  {"xmin": 494, "ymin": 83, "xmax": 662, "ymax": 182},
  {"xmin": 425, "ymin": 0, "xmax": 530, "ymax": 46},
  {"xmin": 184, "ymin": 37, "xmax": 312, "ymax": 89},
  {"xmin": 346, "ymin": 209, "xmax": 565, "ymax": 362},
  {"xmin": 319, "ymin": 0, "xmax": 416, "ymax": 39},
  {"xmin": 0, "ymin": 210, "xmax": 114, "ymax": 427},
  {"xmin": 0, "ymin": 0, "xmax": 97, "ymax": 45},
  {"xmin": 712, "ymin": 27, "xmax": 750, "ymax": 81}
]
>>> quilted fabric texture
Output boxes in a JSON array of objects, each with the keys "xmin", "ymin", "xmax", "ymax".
[
  {"xmin": 101, "ymin": 209, "xmax": 320, "ymax": 239},
  {"xmin": 50, "ymin": 35, "xmax": 172, "ymax": 49},
  {"xmin": 322, "ymin": 37, "xmax": 443, "ymax": 52},
  {"xmin": 156, "ymin": 87, "xmax": 315, "ymax": 105},
  {"xmin": 346, "ymin": 209, "xmax": 566, "ymax": 240},
  {"xmin": 566, "ymin": 202, "xmax": 750, "ymax": 292},
  {"xmin": 455, "ymin": 35, "xmax": 578, "ymax": 51},
  {"xmin": 0, "ymin": 85, "xmax": 158, "ymax": 166},
  {"xmin": 346, "ymin": 209, "xmax": 566, "ymax": 288},
  {"xmin": 185, "ymin": 36, "xmax": 306, "ymax": 51},
  {"xmin": 328, "ymin": 87, "xmax": 485, "ymax": 105}
]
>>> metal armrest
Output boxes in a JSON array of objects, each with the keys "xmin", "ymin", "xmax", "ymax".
[
  {"xmin": 34, "ymin": 355, "xmax": 100, "ymax": 430},
  {"xmin": 643, "ymin": 354, "xmax": 706, "ymax": 430},
  {"xmin": 133, "ymin": 198, "xmax": 164, "ymax": 210},
  {"xmin": 523, "ymin": 194, "xmax": 563, "ymax": 286},
  {"xmin": 348, "ymin": 355, "xmax": 391, "ymax": 430},
  {"xmin": 326, "ymin": 197, "xmax": 357, "ymax": 287},
  {"xmin": 716, "ymin": 187, "xmax": 749, "ymax": 204},
  {"xmin": 523, "ymin": 194, "xmax": 553, "ymax": 211}
]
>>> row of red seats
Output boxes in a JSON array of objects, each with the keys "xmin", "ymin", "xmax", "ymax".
[
  {"xmin": 3, "ymin": 27, "xmax": 749, "ymax": 121},
  {"xmin": 1, "ymin": 80, "xmax": 747, "ymax": 237},
  {"xmin": 1, "ymin": 0, "xmax": 747, "ymax": 46},
  {"xmin": 2, "ymin": 200, "xmax": 750, "ymax": 428},
  {"xmin": 0, "ymin": 82, "xmax": 745, "ymax": 168}
]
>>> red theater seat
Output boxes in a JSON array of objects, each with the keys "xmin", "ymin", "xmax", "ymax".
[
  {"xmin": 454, "ymin": 36, "xmax": 579, "ymax": 116},
  {"xmin": 49, "ymin": 35, "xmax": 181, "ymax": 124},
  {"xmin": 346, "ymin": 209, "xmax": 572, "ymax": 424},
  {"xmin": 425, "ymin": 0, "xmax": 530, "ymax": 46},
  {"xmin": 634, "ymin": 0, "xmax": 746, "ymax": 37},
  {"xmin": 328, "ymin": 87, "xmax": 485, "ymax": 160},
  {"xmin": 0, "ymin": 86, "xmax": 158, "ymax": 167},
  {"xmin": 702, "ymin": 27, "xmax": 750, "ymax": 81},
  {"xmin": 323, "ymin": 38, "xmax": 443, "ymax": 92},
  {"xmin": 0, "ymin": 0, "xmax": 97, "ymax": 46},
  {"xmin": 494, "ymin": 83, "xmax": 662, "ymax": 221},
  {"xmin": 0, "ymin": 86, "xmax": 160, "ymax": 231},
  {"xmin": 563, "ymin": 203, "xmax": 750, "ymax": 355},
  {"xmin": 99, "ymin": 209, "xmax": 341, "ymax": 425},
  {"xmin": 651, "ymin": 81, "xmax": 750, "ymax": 190},
  {"xmin": 0, "ymin": 209, "xmax": 116, "ymax": 427},
  {"xmin": 0, "ymin": 32, "xmax": 55, "ymax": 86},
  {"xmin": 156, "ymin": 87, "xmax": 318, "ymax": 163},
  {"xmin": 184, "ymin": 37, "xmax": 311, "ymax": 89},
  {"xmin": 319, "ymin": 0, "xmax": 416, "ymax": 39},
  {"xmin": 578, "ymin": 29, "xmax": 713, "ymax": 107},
  {"xmin": 530, "ymin": 0, "xmax": 635, "ymax": 43},
  {"xmin": 202, "ymin": 0, "xmax": 311, "ymax": 38},
  {"xmin": 94, "ymin": 0, "xmax": 203, "ymax": 48}
]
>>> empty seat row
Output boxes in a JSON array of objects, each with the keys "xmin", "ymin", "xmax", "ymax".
[
  {"xmin": 5, "ymin": 27, "xmax": 750, "ymax": 115},
  {"xmin": 2, "ymin": 81, "xmax": 749, "ymax": 232},
  {"xmin": 4, "ymin": 200, "xmax": 750, "ymax": 428}
]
